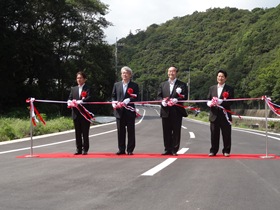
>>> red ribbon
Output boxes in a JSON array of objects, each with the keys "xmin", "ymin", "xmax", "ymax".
[
  {"xmin": 81, "ymin": 91, "xmax": 87, "ymax": 99},
  {"xmin": 75, "ymin": 104, "xmax": 95, "ymax": 123},
  {"xmin": 222, "ymin": 91, "xmax": 229, "ymax": 100},
  {"xmin": 175, "ymin": 103, "xmax": 200, "ymax": 112},
  {"xmin": 113, "ymin": 101, "xmax": 141, "ymax": 117},
  {"xmin": 26, "ymin": 98, "xmax": 46, "ymax": 126},
  {"xmin": 33, "ymin": 106, "xmax": 46, "ymax": 125},
  {"xmin": 265, "ymin": 96, "xmax": 280, "ymax": 116},
  {"xmin": 127, "ymin": 88, "xmax": 137, "ymax": 98}
]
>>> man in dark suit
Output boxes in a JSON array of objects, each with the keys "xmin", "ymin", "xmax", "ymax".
[
  {"xmin": 157, "ymin": 66, "xmax": 188, "ymax": 156},
  {"xmin": 68, "ymin": 71, "xmax": 92, "ymax": 155},
  {"xmin": 112, "ymin": 66, "xmax": 139, "ymax": 155},
  {"xmin": 207, "ymin": 70, "xmax": 234, "ymax": 157}
]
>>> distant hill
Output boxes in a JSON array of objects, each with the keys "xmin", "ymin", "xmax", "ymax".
[{"xmin": 117, "ymin": 5, "xmax": 280, "ymax": 108}]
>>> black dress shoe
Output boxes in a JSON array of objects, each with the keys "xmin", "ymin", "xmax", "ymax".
[
  {"xmin": 161, "ymin": 151, "xmax": 171, "ymax": 155},
  {"xmin": 74, "ymin": 152, "xmax": 82, "ymax": 155},
  {"xmin": 116, "ymin": 151, "xmax": 126, "ymax": 155},
  {"xmin": 83, "ymin": 152, "xmax": 88, "ymax": 155},
  {"xmin": 127, "ymin": 152, "xmax": 133, "ymax": 155}
]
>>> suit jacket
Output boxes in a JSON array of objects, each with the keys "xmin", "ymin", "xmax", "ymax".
[
  {"xmin": 207, "ymin": 84, "xmax": 234, "ymax": 122},
  {"xmin": 68, "ymin": 84, "xmax": 91, "ymax": 120},
  {"xmin": 157, "ymin": 79, "xmax": 188, "ymax": 118},
  {"xmin": 112, "ymin": 81, "xmax": 139, "ymax": 119}
]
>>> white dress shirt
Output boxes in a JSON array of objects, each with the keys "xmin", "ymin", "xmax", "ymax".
[
  {"xmin": 169, "ymin": 78, "xmax": 177, "ymax": 94},
  {"xmin": 78, "ymin": 84, "xmax": 85, "ymax": 98},
  {"xmin": 217, "ymin": 83, "xmax": 225, "ymax": 98},
  {"xmin": 122, "ymin": 81, "xmax": 129, "ymax": 96}
]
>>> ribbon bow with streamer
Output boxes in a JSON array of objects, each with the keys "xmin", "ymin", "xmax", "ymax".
[
  {"xmin": 222, "ymin": 91, "xmax": 229, "ymax": 100},
  {"xmin": 264, "ymin": 96, "xmax": 280, "ymax": 116},
  {"xmin": 127, "ymin": 88, "xmax": 137, "ymax": 98},
  {"xmin": 113, "ymin": 100, "xmax": 141, "ymax": 118},
  {"xmin": 26, "ymin": 98, "xmax": 46, "ymax": 126},
  {"xmin": 81, "ymin": 91, "xmax": 87, "ymax": 99},
  {"xmin": 67, "ymin": 99, "xmax": 95, "ymax": 123},
  {"xmin": 176, "ymin": 87, "xmax": 185, "ymax": 99}
]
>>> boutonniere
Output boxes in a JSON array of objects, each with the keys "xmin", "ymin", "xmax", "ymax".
[
  {"xmin": 222, "ymin": 91, "xmax": 229, "ymax": 100},
  {"xmin": 81, "ymin": 91, "xmax": 87, "ymax": 99},
  {"xmin": 127, "ymin": 88, "xmax": 137, "ymax": 98},
  {"xmin": 176, "ymin": 87, "xmax": 184, "ymax": 99}
]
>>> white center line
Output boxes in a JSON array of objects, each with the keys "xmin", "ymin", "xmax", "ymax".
[
  {"xmin": 189, "ymin": 132, "xmax": 195, "ymax": 138},
  {"xmin": 141, "ymin": 148, "xmax": 189, "ymax": 176}
]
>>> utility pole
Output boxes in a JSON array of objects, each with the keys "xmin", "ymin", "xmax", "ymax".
[
  {"xmin": 115, "ymin": 37, "xmax": 118, "ymax": 80},
  {"xmin": 114, "ymin": 37, "xmax": 125, "ymax": 81},
  {"xmin": 187, "ymin": 67, "xmax": 190, "ymax": 101}
]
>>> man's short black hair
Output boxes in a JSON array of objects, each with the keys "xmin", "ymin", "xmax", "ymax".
[
  {"xmin": 217, "ymin": 69, "xmax": 227, "ymax": 78},
  {"xmin": 170, "ymin": 66, "xmax": 178, "ymax": 72}
]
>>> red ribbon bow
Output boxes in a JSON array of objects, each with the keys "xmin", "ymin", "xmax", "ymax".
[
  {"xmin": 127, "ymin": 88, "xmax": 137, "ymax": 98},
  {"xmin": 81, "ymin": 91, "xmax": 87, "ymax": 99},
  {"xmin": 26, "ymin": 98, "xmax": 46, "ymax": 126},
  {"xmin": 222, "ymin": 91, "xmax": 229, "ymax": 99}
]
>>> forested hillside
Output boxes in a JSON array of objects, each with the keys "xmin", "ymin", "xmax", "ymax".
[{"xmin": 117, "ymin": 5, "xmax": 280, "ymax": 107}]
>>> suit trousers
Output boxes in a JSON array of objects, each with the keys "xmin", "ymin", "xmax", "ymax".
[
  {"xmin": 116, "ymin": 112, "xmax": 136, "ymax": 153},
  {"xmin": 210, "ymin": 114, "xmax": 231, "ymax": 154},
  {"xmin": 73, "ymin": 115, "xmax": 90, "ymax": 153},
  {"xmin": 161, "ymin": 109, "xmax": 183, "ymax": 153}
]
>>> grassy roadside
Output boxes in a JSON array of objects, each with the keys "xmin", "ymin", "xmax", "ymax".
[
  {"xmin": 1, "ymin": 111, "xmax": 279, "ymax": 142},
  {"xmin": 0, "ymin": 116, "xmax": 74, "ymax": 142}
]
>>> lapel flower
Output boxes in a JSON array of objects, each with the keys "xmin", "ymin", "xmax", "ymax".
[
  {"xmin": 222, "ymin": 91, "xmax": 229, "ymax": 100},
  {"xmin": 127, "ymin": 88, "xmax": 137, "ymax": 98},
  {"xmin": 176, "ymin": 87, "xmax": 185, "ymax": 99},
  {"xmin": 81, "ymin": 91, "xmax": 87, "ymax": 99}
]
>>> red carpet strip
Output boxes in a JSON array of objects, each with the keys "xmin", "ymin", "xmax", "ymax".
[{"xmin": 17, "ymin": 153, "xmax": 280, "ymax": 159}]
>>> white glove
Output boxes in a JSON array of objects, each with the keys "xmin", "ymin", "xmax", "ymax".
[
  {"xmin": 112, "ymin": 101, "xmax": 117, "ymax": 108},
  {"xmin": 115, "ymin": 102, "xmax": 125, "ymax": 109},
  {"xmin": 67, "ymin": 100, "xmax": 72, "ymax": 107},
  {"xmin": 217, "ymin": 99, "xmax": 223, "ymax": 105},
  {"xmin": 161, "ymin": 100, "xmax": 167, "ymax": 107},
  {"xmin": 171, "ymin": 98, "xmax": 178, "ymax": 104},
  {"xmin": 67, "ymin": 99, "xmax": 78, "ymax": 108},
  {"xmin": 76, "ymin": 100, "xmax": 82, "ymax": 104},
  {"xmin": 123, "ymin": 98, "xmax": 130, "ymax": 105},
  {"xmin": 167, "ymin": 98, "xmax": 178, "ymax": 106},
  {"xmin": 207, "ymin": 101, "xmax": 212, "ymax": 107},
  {"xmin": 207, "ymin": 97, "xmax": 221, "ymax": 107}
]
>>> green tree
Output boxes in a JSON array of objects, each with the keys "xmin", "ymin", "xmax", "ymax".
[{"xmin": 0, "ymin": 0, "xmax": 114, "ymax": 115}]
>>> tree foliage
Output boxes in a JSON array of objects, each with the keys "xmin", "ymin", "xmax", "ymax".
[{"xmin": 0, "ymin": 0, "xmax": 114, "ymax": 115}]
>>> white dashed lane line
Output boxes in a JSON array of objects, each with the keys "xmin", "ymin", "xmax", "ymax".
[{"xmin": 141, "ymin": 148, "xmax": 189, "ymax": 176}]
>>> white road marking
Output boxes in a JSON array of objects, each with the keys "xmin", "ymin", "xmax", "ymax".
[
  {"xmin": 0, "ymin": 130, "xmax": 116, "ymax": 155},
  {"xmin": 181, "ymin": 126, "xmax": 187, "ymax": 129},
  {"xmin": 141, "ymin": 158, "xmax": 177, "ymax": 176},
  {"xmin": 141, "ymin": 148, "xmax": 189, "ymax": 176},
  {"xmin": 154, "ymin": 109, "xmax": 160, "ymax": 116},
  {"xmin": 177, "ymin": 147, "xmax": 189, "ymax": 154},
  {"xmin": 234, "ymin": 128, "xmax": 280, "ymax": 141},
  {"xmin": 189, "ymin": 132, "xmax": 195, "ymax": 138},
  {"xmin": 0, "ymin": 109, "xmax": 146, "ymax": 155}
]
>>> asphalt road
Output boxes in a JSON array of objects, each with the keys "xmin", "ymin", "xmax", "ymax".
[{"xmin": 1, "ymin": 106, "xmax": 280, "ymax": 210}]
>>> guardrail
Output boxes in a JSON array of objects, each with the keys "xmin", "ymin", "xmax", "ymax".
[{"xmin": 232, "ymin": 115, "xmax": 280, "ymax": 122}]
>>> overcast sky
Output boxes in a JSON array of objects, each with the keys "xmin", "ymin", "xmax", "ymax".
[{"xmin": 101, "ymin": 0, "xmax": 279, "ymax": 44}]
